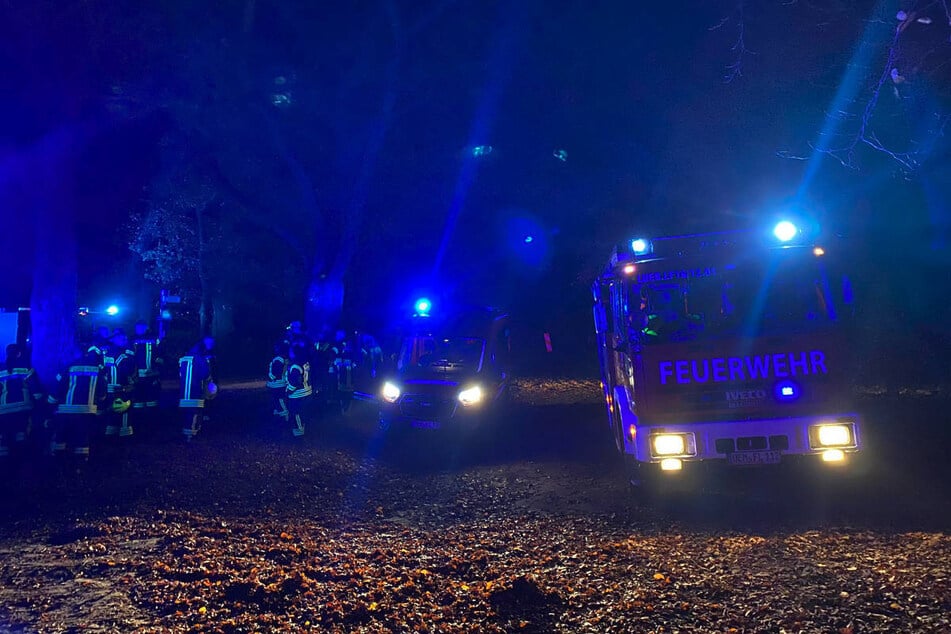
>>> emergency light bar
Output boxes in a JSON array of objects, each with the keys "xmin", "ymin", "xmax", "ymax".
[
  {"xmin": 605, "ymin": 221, "xmax": 822, "ymax": 276},
  {"xmin": 631, "ymin": 238, "xmax": 652, "ymax": 256},
  {"xmin": 414, "ymin": 297, "xmax": 432, "ymax": 316},
  {"xmin": 773, "ymin": 221, "xmax": 799, "ymax": 243}
]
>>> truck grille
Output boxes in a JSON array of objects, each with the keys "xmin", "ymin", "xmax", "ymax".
[
  {"xmin": 716, "ymin": 435, "xmax": 790, "ymax": 454},
  {"xmin": 400, "ymin": 395, "xmax": 456, "ymax": 421}
]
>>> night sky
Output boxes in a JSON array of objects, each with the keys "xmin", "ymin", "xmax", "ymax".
[{"xmin": 3, "ymin": 0, "xmax": 950, "ymax": 349}]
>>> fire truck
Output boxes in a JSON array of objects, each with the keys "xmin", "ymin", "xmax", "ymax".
[{"xmin": 592, "ymin": 221, "xmax": 862, "ymax": 485}]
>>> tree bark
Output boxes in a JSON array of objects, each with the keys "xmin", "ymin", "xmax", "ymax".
[
  {"xmin": 29, "ymin": 142, "xmax": 78, "ymax": 380},
  {"xmin": 305, "ymin": 274, "xmax": 344, "ymax": 338},
  {"xmin": 242, "ymin": 0, "xmax": 256, "ymax": 34},
  {"xmin": 196, "ymin": 203, "xmax": 212, "ymax": 334},
  {"xmin": 213, "ymin": 293, "xmax": 234, "ymax": 339}
]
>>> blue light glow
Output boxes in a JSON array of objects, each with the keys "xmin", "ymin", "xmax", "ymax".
[
  {"xmin": 631, "ymin": 238, "xmax": 650, "ymax": 255},
  {"xmin": 524, "ymin": 235, "xmax": 534, "ymax": 243},
  {"xmin": 774, "ymin": 380, "xmax": 801, "ymax": 402},
  {"xmin": 106, "ymin": 305, "xmax": 120, "ymax": 316},
  {"xmin": 414, "ymin": 297, "xmax": 432, "ymax": 315},
  {"xmin": 472, "ymin": 145, "xmax": 493, "ymax": 157},
  {"xmin": 773, "ymin": 221, "xmax": 798, "ymax": 243}
]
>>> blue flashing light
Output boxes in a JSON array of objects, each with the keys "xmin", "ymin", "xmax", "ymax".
[
  {"xmin": 631, "ymin": 238, "xmax": 651, "ymax": 255},
  {"xmin": 524, "ymin": 235, "xmax": 534, "ymax": 244},
  {"xmin": 414, "ymin": 297, "xmax": 432, "ymax": 316},
  {"xmin": 774, "ymin": 380, "xmax": 800, "ymax": 402},
  {"xmin": 472, "ymin": 145, "xmax": 493, "ymax": 158},
  {"xmin": 106, "ymin": 305, "xmax": 120, "ymax": 316},
  {"xmin": 773, "ymin": 220, "xmax": 799, "ymax": 243}
]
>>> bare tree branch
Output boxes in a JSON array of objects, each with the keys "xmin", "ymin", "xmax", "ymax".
[{"xmin": 723, "ymin": 2, "xmax": 756, "ymax": 83}]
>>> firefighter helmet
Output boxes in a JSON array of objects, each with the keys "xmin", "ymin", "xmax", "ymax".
[{"xmin": 111, "ymin": 398, "xmax": 132, "ymax": 413}]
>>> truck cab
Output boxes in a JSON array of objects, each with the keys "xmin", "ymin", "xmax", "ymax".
[
  {"xmin": 593, "ymin": 223, "xmax": 863, "ymax": 483},
  {"xmin": 379, "ymin": 306, "xmax": 511, "ymax": 430}
]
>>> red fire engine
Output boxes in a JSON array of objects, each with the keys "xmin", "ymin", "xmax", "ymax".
[{"xmin": 592, "ymin": 221, "xmax": 862, "ymax": 485}]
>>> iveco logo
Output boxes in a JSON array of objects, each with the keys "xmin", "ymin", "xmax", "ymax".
[{"xmin": 726, "ymin": 390, "xmax": 767, "ymax": 401}]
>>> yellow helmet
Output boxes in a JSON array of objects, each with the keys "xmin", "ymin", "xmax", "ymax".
[{"xmin": 111, "ymin": 398, "xmax": 132, "ymax": 413}]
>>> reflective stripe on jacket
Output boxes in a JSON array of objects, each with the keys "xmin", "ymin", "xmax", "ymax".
[
  {"xmin": 286, "ymin": 362, "xmax": 312, "ymax": 399},
  {"xmin": 266, "ymin": 356, "xmax": 288, "ymax": 389}
]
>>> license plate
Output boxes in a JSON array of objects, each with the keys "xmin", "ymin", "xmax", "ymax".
[
  {"xmin": 411, "ymin": 420, "xmax": 441, "ymax": 429},
  {"xmin": 728, "ymin": 450, "xmax": 781, "ymax": 466}
]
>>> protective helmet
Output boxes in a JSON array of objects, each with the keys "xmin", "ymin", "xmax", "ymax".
[{"xmin": 111, "ymin": 398, "xmax": 132, "ymax": 413}]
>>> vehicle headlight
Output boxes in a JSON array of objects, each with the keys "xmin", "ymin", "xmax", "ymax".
[
  {"xmin": 652, "ymin": 433, "xmax": 687, "ymax": 456},
  {"xmin": 811, "ymin": 423, "xmax": 853, "ymax": 448},
  {"xmin": 458, "ymin": 385, "xmax": 483, "ymax": 407},
  {"xmin": 381, "ymin": 382, "xmax": 401, "ymax": 403}
]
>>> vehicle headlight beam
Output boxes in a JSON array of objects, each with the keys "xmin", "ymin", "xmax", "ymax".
[
  {"xmin": 458, "ymin": 385, "xmax": 483, "ymax": 407},
  {"xmin": 381, "ymin": 382, "xmax": 401, "ymax": 403}
]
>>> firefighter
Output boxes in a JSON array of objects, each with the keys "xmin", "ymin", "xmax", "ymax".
[
  {"xmin": 331, "ymin": 337, "xmax": 358, "ymax": 414},
  {"xmin": 50, "ymin": 348, "xmax": 107, "ymax": 464},
  {"xmin": 132, "ymin": 320, "xmax": 163, "ymax": 412},
  {"xmin": 267, "ymin": 341, "xmax": 289, "ymax": 425},
  {"xmin": 285, "ymin": 343, "xmax": 312, "ymax": 438},
  {"xmin": 313, "ymin": 334, "xmax": 335, "ymax": 410},
  {"xmin": 360, "ymin": 332, "xmax": 383, "ymax": 379},
  {"xmin": 0, "ymin": 344, "xmax": 44, "ymax": 461},
  {"xmin": 283, "ymin": 320, "xmax": 313, "ymax": 349},
  {"xmin": 104, "ymin": 329, "xmax": 135, "ymax": 438},
  {"xmin": 178, "ymin": 337, "xmax": 216, "ymax": 442},
  {"xmin": 87, "ymin": 325, "xmax": 111, "ymax": 363}
]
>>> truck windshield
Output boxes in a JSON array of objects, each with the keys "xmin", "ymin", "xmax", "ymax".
[
  {"xmin": 398, "ymin": 336, "xmax": 485, "ymax": 371},
  {"xmin": 632, "ymin": 255, "xmax": 846, "ymax": 343}
]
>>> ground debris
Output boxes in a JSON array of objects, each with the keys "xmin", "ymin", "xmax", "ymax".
[
  {"xmin": 0, "ymin": 387, "xmax": 948, "ymax": 632},
  {"xmin": 1, "ymin": 511, "xmax": 948, "ymax": 633}
]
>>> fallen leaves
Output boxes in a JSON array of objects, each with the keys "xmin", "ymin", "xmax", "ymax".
[
  {"xmin": 2, "ymin": 512, "xmax": 948, "ymax": 633},
  {"xmin": 0, "ymin": 385, "xmax": 948, "ymax": 632}
]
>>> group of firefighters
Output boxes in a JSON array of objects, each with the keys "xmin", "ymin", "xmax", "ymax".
[
  {"xmin": 267, "ymin": 321, "xmax": 383, "ymax": 439},
  {"xmin": 0, "ymin": 318, "xmax": 384, "ymax": 467},
  {"xmin": 0, "ymin": 320, "xmax": 167, "ymax": 466}
]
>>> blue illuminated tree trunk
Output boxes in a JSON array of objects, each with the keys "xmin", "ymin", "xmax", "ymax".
[
  {"xmin": 302, "ymin": 4, "xmax": 401, "ymax": 335},
  {"xmin": 305, "ymin": 274, "xmax": 344, "ymax": 337},
  {"xmin": 29, "ymin": 138, "xmax": 79, "ymax": 381}
]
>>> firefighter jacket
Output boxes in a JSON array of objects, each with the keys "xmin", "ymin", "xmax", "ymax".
[
  {"xmin": 107, "ymin": 348, "xmax": 136, "ymax": 396},
  {"xmin": 86, "ymin": 337, "xmax": 109, "ymax": 369},
  {"xmin": 0, "ymin": 366, "xmax": 43, "ymax": 414},
  {"xmin": 179, "ymin": 352, "xmax": 211, "ymax": 408},
  {"xmin": 52, "ymin": 359, "xmax": 107, "ymax": 414},
  {"xmin": 267, "ymin": 356, "xmax": 288, "ymax": 389},
  {"xmin": 134, "ymin": 335, "xmax": 163, "ymax": 378},
  {"xmin": 286, "ymin": 362, "xmax": 312, "ymax": 399}
]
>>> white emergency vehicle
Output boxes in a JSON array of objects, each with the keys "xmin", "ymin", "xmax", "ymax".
[{"xmin": 592, "ymin": 222, "xmax": 862, "ymax": 484}]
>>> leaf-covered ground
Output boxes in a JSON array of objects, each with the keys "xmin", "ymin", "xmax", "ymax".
[{"xmin": 0, "ymin": 379, "xmax": 949, "ymax": 633}]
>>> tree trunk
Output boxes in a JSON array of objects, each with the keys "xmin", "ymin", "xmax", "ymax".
[
  {"xmin": 30, "ymin": 154, "xmax": 78, "ymax": 380},
  {"xmin": 196, "ymin": 203, "xmax": 212, "ymax": 334},
  {"xmin": 242, "ymin": 0, "xmax": 256, "ymax": 34},
  {"xmin": 212, "ymin": 293, "xmax": 234, "ymax": 340},
  {"xmin": 305, "ymin": 274, "xmax": 344, "ymax": 337}
]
